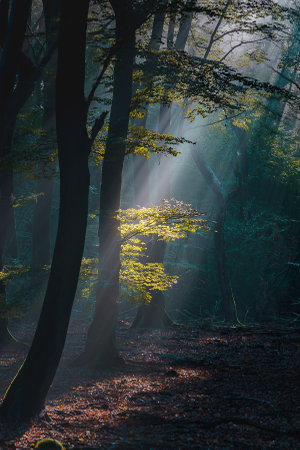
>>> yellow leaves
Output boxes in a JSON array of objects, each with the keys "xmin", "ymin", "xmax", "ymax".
[
  {"xmin": 232, "ymin": 116, "xmax": 251, "ymax": 131},
  {"xmin": 116, "ymin": 200, "xmax": 208, "ymax": 304},
  {"xmin": 76, "ymin": 201, "xmax": 208, "ymax": 306},
  {"xmin": 120, "ymin": 260, "xmax": 178, "ymax": 302},
  {"xmin": 0, "ymin": 264, "xmax": 31, "ymax": 283},
  {"xmin": 248, "ymin": 49, "xmax": 267, "ymax": 65},
  {"xmin": 126, "ymin": 126, "xmax": 193, "ymax": 158},
  {"xmin": 12, "ymin": 193, "xmax": 44, "ymax": 208},
  {"xmin": 134, "ymin": 146, "xmax": 150, "ymax": 158},
  {"xmin": 119, "ymin": 200, "xmax": 208, "ymax": 243}
]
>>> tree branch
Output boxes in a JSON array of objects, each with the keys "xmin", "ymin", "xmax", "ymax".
[
  {"xmin": 220, "ymin": 37, "xmax": 266, "ymax": 63},
  {"xmin": 88, "ymin": 110, "xmax": 109, "ymax": 153},
  {"xmin": 266, "ymin": 64, "xmax": 300, "ymax": 91},
  {"xmin": 190, "ymin": 147, "xmax": 227, "ymax": 205},
  {"xmin": 202, "ymin": 0, "xmax": 231, "ymax": 61}
]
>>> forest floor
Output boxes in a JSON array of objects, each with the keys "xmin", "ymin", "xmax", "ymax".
[{"xmin": 0, "ymin": 316, "xmax": 299, "ymax": 449}]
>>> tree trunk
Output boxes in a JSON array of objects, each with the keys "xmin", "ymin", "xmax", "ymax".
[
  {"xmin": 131, "ymin": 291, "xmax": 173, "ymax": 328},
  {"xmin": 133, "ymin": 9, "xmax": 166, "ymax": 207},
  {"xmin": 31, "ymin": 75, "xmax": 56, "ymax": 269},
  {"xmin": 191, "ymin": 147, "xmax": 233, "ymax": 322},
  {"xmin": 214, "ymin": 209, "xmax": 232, "ymax": 321},
  {"xmin": 31, "ymin": 1, "xmax": 61, "ymax": 269},
  {"xmin": 0, "ymin": 0, "xmax": 90, "ymax": 422},
  {"xmin": 73, "ymin": 2, "xmax": 136, "ymax": 369},
  {"xmin": 0, "ymin": 0, "xmax": 32, "ymax": 346},
  {"xmin": 131, "ymin": 239, "xmax": 173, "ymax": 329},
  {"xmin": 132, "ymin": 4, "xmax": 195, "ymax": 329}
]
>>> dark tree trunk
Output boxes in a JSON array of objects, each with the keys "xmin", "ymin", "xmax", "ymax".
[
  {"xmin": 31, "ymin": 73, "xmax": 56, "ymax": 269},
  {"xmin": 133, "ymin": 9, "xmax": 166, "ymax": 207},
  {"xmin": 31, "ymin": 175, "xmax": 54, "ymax": 268},
  {"xmin": 0, "ymin": 0, "xmax": 9, "ymax": 45},
  {"xmin": 131, "ymin": 239, "xmax": 173, "ymax": 329},
  {"xmin": 131, "ymin": 292, "xmax": 173, "ymax": 328},
  {"xmin": 132, "ymin": 13, "xmax": 174, "ymax": 329},
  {"xmin": 0, "ymin": 0, "xmax": 32, "ymax": 346},
  {"xmin": 31, "ymin": 1, "xmax": 61, "ymax": 269},
  {"xmin": 72, "ymin": 1, "xmax": 136, "ymax": 369},
  {"xmin": 0, "ymin": 0, "xmax": 90, "ymax": 422},
  {"xmin": 214, "ymin": 209, "xmax": 232, "ymax": 321},
  {"xmin": 191, "ymin": 147, "xmax": 233, "ymax": 322},
  {"xmin": 155, "ymin": 0, "xmax": 195, "ymax": 199}
]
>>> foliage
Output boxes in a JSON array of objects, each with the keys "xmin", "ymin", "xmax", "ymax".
[
  {"xmin": 119, "ymin": 199, "xmax": 208, "ymax": 241},
  {"xmin": 0, "ymin": 262, "xmax": 49, "ymax": 318},
  {"xmin": 90, "ymin": 124, "xmax": 194, "ymax": 162},
  {"xmin": 75, "ymin": 200, "xmax": 208, "ymax": 307}
]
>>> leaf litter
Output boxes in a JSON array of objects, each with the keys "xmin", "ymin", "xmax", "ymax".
[{"xmin": 0, "ymin": 317, "xmax": 299, "ymax": 449}]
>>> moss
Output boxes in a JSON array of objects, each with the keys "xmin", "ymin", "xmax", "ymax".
[{"xmin": 35, "ymin": 438, "xmax": 66, "ymax": 449}]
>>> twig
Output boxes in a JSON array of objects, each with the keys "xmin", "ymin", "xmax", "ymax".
[{"xmin": 185, "ymin": 111, "xmax": 244, "ymax": 130}]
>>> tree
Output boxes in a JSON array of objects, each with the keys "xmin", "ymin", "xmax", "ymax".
[
  {"xmin": 73, "ymin": 0, "xmax": 137, "ymax": 368},
  {"xmin": 31, "ymin": 0, "xmax": 61, "ymax": 270},
  {"xmin": 131, "ymin": 0, "xmax": 197, "ymax": 328},
  {"xmin": 0, "ymin": 0, "xmax": 57, "ymax": 346},
  {"xmin": 0, "ymin": 0, "xmax": 32, "ymax": 347},
  {"xmin": 0, "ymin": 0, "xmax": 92, "ymax": 422}
]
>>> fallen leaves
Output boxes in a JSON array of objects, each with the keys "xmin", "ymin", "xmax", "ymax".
[{"xmin": 0, "ymin": 319, "xmax": 299, "ymax": 448}]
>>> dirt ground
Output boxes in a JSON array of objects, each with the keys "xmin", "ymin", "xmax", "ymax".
[{"xmin": 0, "ymin": 317, "xmax": 299, "ymax": 449}]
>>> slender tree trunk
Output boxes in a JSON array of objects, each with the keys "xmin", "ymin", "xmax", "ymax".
[
  {"xmin": 0, "ymin": 0, "xmax": 90, "ymax": 422},
  {"xmin": 0, "ymin": 0, "xmax": 32, "ymax": 347},
  {"xmin": 133, "ymin": 9, "xmax": 166, "ymax": 207},
  {"xmin": 214, "ymin": 209, "xmax": 232, "ymax": 321},
  {"xmin": 191, "ymin": 147, "xmax": 233, "ymax": 322},
  {"xmin": 31, "ymin": 75, "xmax": 56, "ymax": 269},
  {"xmin": 31, "ymin": 77, "xmax": 56, "ymax": 311},
  {"xmin": 73, "ymin": 2, "xmax": 136, "ymax": 369},
  {"xmin": 129, "ymin": 8, "xmax": 168, "ymax": 324},
  {"xmin": 31, "ymin": 1, "xmax": 61, "ymax": 269}
]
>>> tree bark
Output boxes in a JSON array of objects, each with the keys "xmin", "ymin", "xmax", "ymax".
[
  {"xmin": 73, "ymin": 1, "xmax": 136, "ymax": 369},
  {"xmin": 132, "ymin": 3, "xmax": 196, "ymax": 329},
  {"xmin": 133, "ymin": 8, "xmax": 166, "ymax": 207},
  {"xmin": 31, "ymin": 1, "xmax": 61, "ymax": 269},
  {"xmin": 0, "ymin": 0, "xmax": 90, "ymax": 422},
  {"xmin": 191, "ymin": 147, "xmax": 233, "ymax": 322},
  {"xmin": 131, "ymin": 238, "xmax": 173, "ymax": 329},
  {"xmin": 0, "ymin": 0, "xmax": 32, "ymax": 347}
]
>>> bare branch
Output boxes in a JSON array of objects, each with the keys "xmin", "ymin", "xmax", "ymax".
[
  {"xmin": 266, "ymin": 64, "xmax": 300, "ymax": 91},
  {"xmin": 219, "ymin": 37, "xmax": 266, "ymax": 62},
  {"xmin": 202, "ymin": 0, "xmax": 231, "ymax": 61}
]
